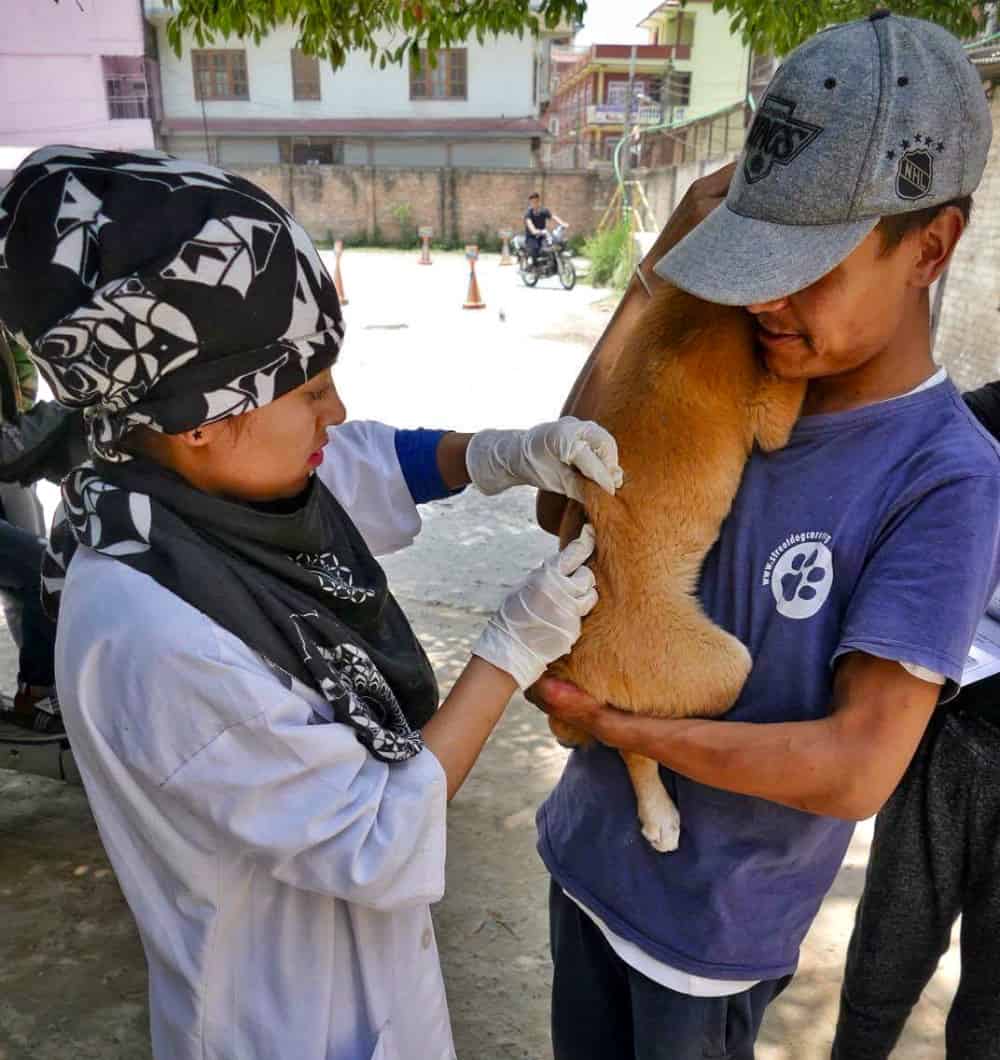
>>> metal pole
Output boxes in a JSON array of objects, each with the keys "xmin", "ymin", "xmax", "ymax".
[
  {"xmin": 621, "ymin": 44, "xmax": 637, "ymax": 222},
  {"xmin": 930, "ymin": 264, "xmax": 950, "ymax": 351},
  {"xmin": 744, "ymin": 44, "xmax": 755, "ymax": 126},
  {"xmin": 199, "ymin": 74, "xmax": 211, "ymax": 163}
]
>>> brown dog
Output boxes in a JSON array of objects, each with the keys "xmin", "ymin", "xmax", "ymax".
[{"xmin": 548, "ymin": 284, "xmax": 805, "ymax": 852}]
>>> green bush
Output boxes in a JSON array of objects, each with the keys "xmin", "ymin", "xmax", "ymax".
[
  {"xmin": 473, "ymin": 228, "xmax": 498, "ymax": 254},
  {"xmin": 390, "ymin": 202, "xmax": 420, "ymax": 249},
  {"xmin": 582, "ymin": 221, "xmax": 632, "ymax": 289}
]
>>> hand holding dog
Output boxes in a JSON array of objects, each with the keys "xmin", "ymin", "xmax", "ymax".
[
  {"xmin": 472, "ymin": 526, "xmax": 600, "ymax": 690},
  {"xmin": 466, "ymin": 417, "xmax": 623, "ymax": 501},
  {"xmin": 526, "ymin": 674, "xmax": 625, "ymax": 744}
]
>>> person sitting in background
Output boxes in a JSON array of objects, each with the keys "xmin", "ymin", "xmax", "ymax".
[{"xmin": 0, "ymin": 327, "xmax": 62, "ymax": 732}]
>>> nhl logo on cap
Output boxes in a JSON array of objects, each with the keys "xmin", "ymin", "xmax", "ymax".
[
  {"xmin": 743, "ymin": 96, "xmax": 822, "ymax": 184},
  {"xmin": 896, "ymin": 147, "xmax": 933, "ymax": 201}
]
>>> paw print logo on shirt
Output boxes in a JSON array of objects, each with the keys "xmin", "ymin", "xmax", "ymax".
[{"xmin": 771, "ymin": 543, "xmax": 834, "ymax": 619}]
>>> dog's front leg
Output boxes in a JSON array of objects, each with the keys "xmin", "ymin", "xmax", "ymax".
[
  {"xmin": 749, "ymin": 375, "xmax": 807, "ymax": 452},
  {"xmin": 622, "ymin": 751, "xmax": 680, "ymax": 853}
]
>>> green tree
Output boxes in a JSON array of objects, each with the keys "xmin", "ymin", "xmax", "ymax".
[
  {"xmin": 710, "ymin": 0, "xmax": 990, "ymax": 56},
  {"xmin": 166, "ymin": 0, "xmax": 586, "ymax": 69}
]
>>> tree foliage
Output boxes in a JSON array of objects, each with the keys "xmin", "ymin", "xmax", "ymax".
[
  {"xmin": 166, "ymin": 0, "xmax": 587, "ymax": 69},
  {"xmin": 710, "ymin": 0, "xmax": 990, "ymax": 57}
]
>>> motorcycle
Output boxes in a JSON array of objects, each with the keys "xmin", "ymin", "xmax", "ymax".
[{"xmin": 515, "ymin": 224, "xmax": 576, "ymax": 290}]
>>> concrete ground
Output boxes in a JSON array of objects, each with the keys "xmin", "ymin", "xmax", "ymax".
[{"xmin": 0, "ymin": 249, "xmax": 959, "ymax": 1059}]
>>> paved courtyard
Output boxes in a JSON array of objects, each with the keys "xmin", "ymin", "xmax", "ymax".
[{"xmin": 1, "ymin": 249, "xmax": 959, "ymax": 1059}]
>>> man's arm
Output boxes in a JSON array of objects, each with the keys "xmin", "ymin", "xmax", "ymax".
[
  {"xmin": 528, "ymin": 651, "xmax": 939, "ymax": 821},
  {"xmin": 536, "ymin": 163, "xmax": 736, "ymax": 535},
  {"xmin": 552, "ymin": 213, "xmax": 568, "ymax": 228}
]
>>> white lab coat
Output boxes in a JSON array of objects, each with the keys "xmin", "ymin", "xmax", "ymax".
[{"xmin": 56, "ymin": 421, "xmax": 455, "ymax": 1060}]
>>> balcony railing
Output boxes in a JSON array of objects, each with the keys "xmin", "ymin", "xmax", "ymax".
[
  {"xmin": 586, "ymin": 104, "xmax": 664, "ymax": 126},
  {"xmin": 551, "ymin": 44, "xmax": 691, "ymax": 91}
]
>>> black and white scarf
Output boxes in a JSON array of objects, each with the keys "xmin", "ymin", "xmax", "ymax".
[
  {"xmin": 0, "ymin": 146, "xmax": 344, "ymax": 461},
  {"xmin": 0, "ymin": 147, "xmax": 437, "ymax": 761},
  {"xmin": 44, "ymin": 459, "xmax": 437, "ymax": 761}
]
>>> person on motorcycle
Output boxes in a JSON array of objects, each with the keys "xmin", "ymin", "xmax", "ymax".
[{"xmin": 524, "ymin": 192, "xmax": 568, "ymax": 267}]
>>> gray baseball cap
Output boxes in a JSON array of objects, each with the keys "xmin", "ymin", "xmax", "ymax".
[{"xmin": 655, "ymin": 12, "xmax": 993, "ymax": 306}]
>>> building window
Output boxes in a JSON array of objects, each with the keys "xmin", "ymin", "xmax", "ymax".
[
  {"xmin": 658, "ymin": 13, "xmax": 695, "ymax": 47},
  {"xmin": 410, "ymin": 49, "xmax": 467, "ymax": 100},
  {"xmin": 103, "ymin": 56, "xmax": 150, "ymax": 119},
  {"xmin": 291, "ymin": 48, "xmax": 321, "ymax": 100},
  {"xmin": 279, "ymin": 137, "xmax": 344, "ymax": 165},
  {"xmin": 192, "ymin": 50, "xmax": 249, "ymax": 101},
  {"xmin": 606, "ymin": 80, "xmax": 648, "ymax": 107},
  {"xmin": 661, "ymin": 71, "xmax": 691, "ymax": 108}
]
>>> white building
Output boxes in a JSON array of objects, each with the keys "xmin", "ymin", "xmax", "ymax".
[
  {"xmin": 146, "ymin": 3, "xmax": 561, "ymax": 168},
  {"xmin": 0, "ymin": 0, "xmax": 156, "ymax": 183}
]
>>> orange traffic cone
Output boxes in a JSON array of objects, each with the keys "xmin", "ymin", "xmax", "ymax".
[
  {"xmin": 463, "ymin": 245, "xmax": 485, "ymax": 309},
  {"xmin": 498, "ymin": 229, "xmax": 512, "ymax": 266},
  {"xmin": 333, "ymin": 240, "xmax": 349, "ymax": 306},
  {"xmin": 418, "ymin": 227, "xmax": 433, "ymax": 265}
]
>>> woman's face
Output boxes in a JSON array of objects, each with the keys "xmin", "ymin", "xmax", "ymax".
[{"xmin": 188, "ymin": 369, "xmax": 347, "ymax": 502}]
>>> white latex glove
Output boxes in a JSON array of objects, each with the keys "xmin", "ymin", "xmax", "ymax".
[
  {"xmin": 472, "ymin": 525, "xmax": 598, "ymax": 689},
  {"xmin": 465, "ymin": 417, "xmax": 623, "ymax": 501}
]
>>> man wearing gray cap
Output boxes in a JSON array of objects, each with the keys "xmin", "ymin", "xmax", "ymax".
[{"xmin": 532, "ymin": 12, "xmax": 999, "ymax": 1059}]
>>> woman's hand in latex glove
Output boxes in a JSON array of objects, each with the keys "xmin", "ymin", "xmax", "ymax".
[
  {"xmin": 472, "ymin": 525, "xmax": 597, "ymax": 689},
  {"xmin": 465, "ymin": 417, "xmax": 623, "ymax": 501}
]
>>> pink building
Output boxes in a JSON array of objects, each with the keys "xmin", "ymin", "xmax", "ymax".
[{"xmin": 0, "ymin": 0, "xmax": 156, "ymax": 179}]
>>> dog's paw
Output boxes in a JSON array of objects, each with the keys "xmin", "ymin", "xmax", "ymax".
[
  {"xmin": 549, "ymin": 718, "xmax": 591, "ymax": 749},
  {"xmin": 638, "ymin": 792, "xmax": 681, "ymax": 854}
]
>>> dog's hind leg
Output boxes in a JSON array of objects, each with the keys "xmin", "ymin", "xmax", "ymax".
[{"xmin": 622, "ymin": 751, "xmax": 680, "ymax": 853}]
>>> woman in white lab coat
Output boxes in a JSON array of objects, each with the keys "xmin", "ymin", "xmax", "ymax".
[{"xmin": 0, "ymin": 148, "xmax": 620, "ymax": 1060}]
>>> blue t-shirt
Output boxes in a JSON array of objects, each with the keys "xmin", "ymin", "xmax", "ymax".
[{"xmin": 538, "ymin": 380, "xmax": 1000, "ymax": 981}]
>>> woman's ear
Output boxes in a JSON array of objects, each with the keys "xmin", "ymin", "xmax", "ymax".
[
  {"xmin": 174, "ymin": 421, "xmax": 227, "ymax": 450},
  {"xmin": 910, "ymin": 205, "xmax": 966, "ymax": 289}
]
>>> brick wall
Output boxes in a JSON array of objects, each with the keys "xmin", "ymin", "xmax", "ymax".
[
  {"xmin": 230, "ymin": 163, "xmax": 617, "ymax": 246},
  {"xmin": 933, "ymin": 88, "xmax": 1000, "ymax": 390}
]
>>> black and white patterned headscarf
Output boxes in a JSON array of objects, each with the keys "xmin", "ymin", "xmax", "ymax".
[
  {"xmin": 0, "ymin": 146, "xmax": 343, "ymax": 460},
  {"xmin": 0, "ymin": 147, "xmax": 438, "ymax": 762}
]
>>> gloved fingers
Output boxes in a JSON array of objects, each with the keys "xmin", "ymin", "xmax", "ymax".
[
  {"xmin": 567, "ymin": 564, "xmax": 596, "ymax": 596},
  {"xmin": 563, "ymin": 420, "xmax": 623, "ymax": 495},
  {"xmin": 567, "ymin": 444, "xmax": 619, "ymax": 497},
  {"xmin": 573, "ymin": 420, "xmax": 621, "ymax": 474},
  {"xmin": 555, "ymin": 524, "xmax": 596, "ymax": 576},
  {"xmin": 576, "ymin": 585, "xmax": 599, "ymax": 615}
]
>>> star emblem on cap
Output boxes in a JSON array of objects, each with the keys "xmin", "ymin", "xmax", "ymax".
[
  {"xmin": 914, "ymin": 134, "xmax": 923, "ymax": 143},
  {"xmin": 936, "ymin": 141, "xmax": 945, "ymax": 152}
]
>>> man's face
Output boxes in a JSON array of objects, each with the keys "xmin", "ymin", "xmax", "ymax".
[
  {"xmin": 746, "ymin": 229, "xmax": 917, "ymax": 381},
  {"xmin": 529, "ymin": 196, "xmax": 540, "ymax": 209}
]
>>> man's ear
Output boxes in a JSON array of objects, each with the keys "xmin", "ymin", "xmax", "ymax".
[{"xmin": 911, "ymin": 205, "xmax": 966, "ymax": 289}]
